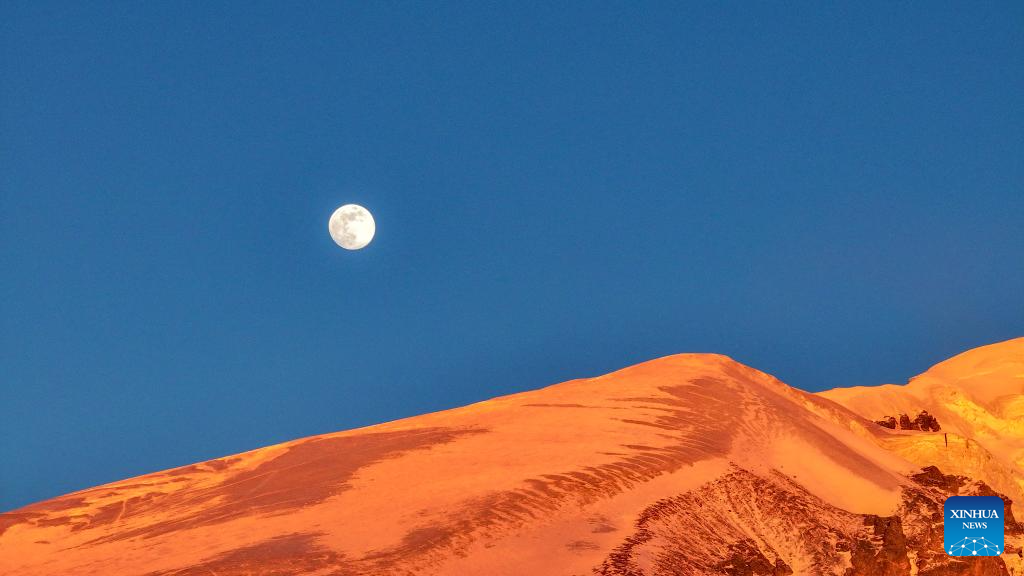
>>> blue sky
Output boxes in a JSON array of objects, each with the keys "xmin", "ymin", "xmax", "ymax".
[{"xmin": 2, "ymin": 2, "xmax": 1022, "ymax": 511}]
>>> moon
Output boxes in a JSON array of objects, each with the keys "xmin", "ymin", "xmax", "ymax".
[{"xmin": 328, "ymin": 204, "xmax": 376, "ymax": 250}]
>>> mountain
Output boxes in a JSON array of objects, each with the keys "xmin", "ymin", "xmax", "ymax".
[
  {"xmin": 818, "ymin": 337, "xmax": 1024, "ymax": 522},
  {"xmin": 2, "ymin": 340, "xmax": 1022, "ymax": 575}
]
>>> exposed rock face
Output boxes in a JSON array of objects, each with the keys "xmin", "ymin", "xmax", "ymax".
[
  {"xmin": 912, "ymin": 466, "xmax": 1023, "ymax": 537},
  {"xmin": 913, "ymin": 411, "xmax": 942, "ymax": 431},
  {"xmin": 876, "ymin": 415, "xmax": 899, "ymax": 429},
  {"xmin": 874, "ymin": 410, "xmax": 942, "ymax": 431},
  {"xmin": 593, "ymin": 464, "xmax": 1016, "ymax": 575},
  {"xmin": 1, "ymin": 338, "xmax": 1022, "ymax": 575},
  {"xmin": 897, "ymin": 467, "xmax": 1014, "ymax": 576}
]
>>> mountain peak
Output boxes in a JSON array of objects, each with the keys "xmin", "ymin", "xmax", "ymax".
[
  {"xmin": 3, "ymin": 342, "xmax": 1022, "ymax": 575},
  {"xmin": 911, "ymin": 336, "xmax": 1024, "ymax": 394}
]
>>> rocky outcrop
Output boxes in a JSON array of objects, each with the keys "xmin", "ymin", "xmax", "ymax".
[
  {"xmin": 914, "ymin": 411, "xmax": 942, "ymax": 431},
  {"xmin": 912, "ymin": 466, "xmax": 1022, "ymax": 536},
  {"xmin": 848, "ymin": 515, "xmax": 911, "ymax": 575},
  {"xmin": 596, "ymin": 464, "xmax": 1014, "ymax": 576},
  {"xmin": 875, "ymin": 410, "xmax": 941, "ymax": 431},
  {"xmin": 876, "ymin": 416, "xmax": 898, "ymax": 429},
  {"xmin": 900, "ymin": 467, "xmax": 1012, "ymax": 576},
  {"xmin": 715, "ymin": 541, "xmax": 794, "ymax": 575}
]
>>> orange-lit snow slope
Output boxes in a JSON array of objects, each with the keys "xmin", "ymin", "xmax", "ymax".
[
  {"xmin": 819, "ymin": 337, "xmax": 1024, "ymax": 520},
  {"xmin": 2, "ymin": 340, "xmax": 1022, "ymax": 575}
]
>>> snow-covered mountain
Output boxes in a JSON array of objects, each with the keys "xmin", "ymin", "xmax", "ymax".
[{"xmin": 2, "ymin": 339, "xmax": 1022, "ymax": 575}]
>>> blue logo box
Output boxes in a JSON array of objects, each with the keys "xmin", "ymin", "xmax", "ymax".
[{"xmin": 944, "ymin": 495, "xmax": 1004, "ymax": 556}]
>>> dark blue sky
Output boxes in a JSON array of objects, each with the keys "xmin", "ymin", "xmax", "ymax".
[{"xmin": 2, "ymin": 2, "xmax": 1022, "ymax": 512}]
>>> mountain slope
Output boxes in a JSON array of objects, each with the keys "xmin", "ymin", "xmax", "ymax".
[
  {"xmin": 818, "ymin": 337, "xmax": 1024, "ymax": 519},
  {"xmin": 2, "ymin": 344, "xmax": 1022, "ymax": 575}
]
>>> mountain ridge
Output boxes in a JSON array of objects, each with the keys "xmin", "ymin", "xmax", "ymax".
[{"xmin": 2, "ymin": 340, "xmax": 1022, "ymax": 575}]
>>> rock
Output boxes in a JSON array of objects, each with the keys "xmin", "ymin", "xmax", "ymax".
[
  {"xmin": 874, "ymin": 411, "xmax": 941, "ymax": 431},
  {"xmin": 848, "ymin": 515, "xmax": 911, "ymax": 575},
  {"xmin": 714, "ymin": 541, "xmax": 794, "ymax": 576},
  {"xmin": 875, "ymin": 416, "xmax": 898, "ymax": 429},
  {"xmin": 912, "ymin": 410, "xmax": 942, "ymax": 431},
  {"xmin": 900, "ymin": 413, "xmax": 914, "ymax": 429}
]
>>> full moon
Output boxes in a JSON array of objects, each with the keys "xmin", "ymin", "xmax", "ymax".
[{"xmin": 328, "ymin": 204, "xmax": 376, "ymax": 250}]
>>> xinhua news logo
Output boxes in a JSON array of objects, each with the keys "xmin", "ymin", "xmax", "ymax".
[{"xmin": 944, "ymin": 495, "xmax": 1004, "ymax": 557}]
